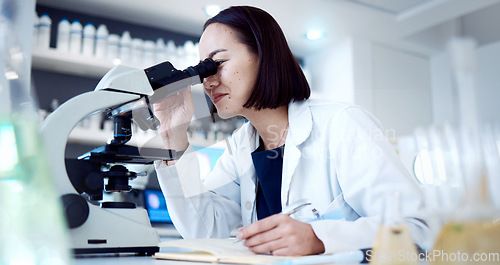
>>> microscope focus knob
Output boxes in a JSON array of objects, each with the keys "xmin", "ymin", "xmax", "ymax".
[{"xmin": 61, "ymin": 193, "xmax": 89, "ymax": 229}]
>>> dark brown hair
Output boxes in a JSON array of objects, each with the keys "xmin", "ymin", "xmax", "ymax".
[{"xmin": 204, "ymin": 6, "xmax": 310, "ymax": 110}]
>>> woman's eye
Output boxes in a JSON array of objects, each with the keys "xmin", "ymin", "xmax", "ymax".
[{"xmin": 216, "ymin": 60, "xmax": 226, "ymax": 66}]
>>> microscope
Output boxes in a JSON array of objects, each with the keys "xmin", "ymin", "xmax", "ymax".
[{"xmin": 40, "ymin": 59, "xmax": 218, "ymax": 255}]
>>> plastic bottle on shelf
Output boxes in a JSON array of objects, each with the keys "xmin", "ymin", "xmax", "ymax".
[
  {"xmin": 155, "ymin": 38, "xmax": 167, "ymax": 63},
  {"xmin": 119, "ymin": 31, "xmax": 132, "ymax": 63},
  {"xmin": 131, "ymin": 37, "xmax": 144, "ymax": 65},
  {"xmin": 37, "ymin": 13, "xmax": 51, "ymax": 49},
  {"xmin": 184, "ymin": 40, "xmax": 196, "ymax": 65},
  {"xmin": 95, "ymin": 24, "xmax": 108, "ymax": 59},
  {"xmin": 106, "ymin": 34, "xmax": 120, "ymax": 61},
  {"xmin": 166, "ymin": 40, "xmax": 177, "ymax": 66},
  {"xmin": 82, "ymin": 23, "xmax": 96, "ymax": 57},
  {"xmin": 143, "ymin": 40, "xmax": 155, "ymax": 67},
  {"xmin": 32, "ymin": 13, "xmax": 39, "ymax": 49},
  {"xmin": 176, "ymin": 44, "xmax": 187, "ymax": 69},
  {"xmin": 56, "ymin": 18, "xmax": 70, "ymax": 53},
  {"xmin": 69, "ymin": 20, "xmax": 83, "ymax": 54}
]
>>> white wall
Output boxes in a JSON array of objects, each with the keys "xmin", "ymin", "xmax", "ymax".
[
  {"xmin": 430, "ymin": 41, "xmax": 500, "ymax": 125},
  {"xmin": 305, "ymin": 38, "xmax": 433, "ymax": 137},
  {"xmin": 370, "ymin": 44, "xmax": 432, "ymax": 136},
  {"xmin": 476, "ymin": 42, "xmax": 500, "ymax": 124},
  {"xmin": 305, "ymin": 38, "xmax": 355, "ymax": 104}
]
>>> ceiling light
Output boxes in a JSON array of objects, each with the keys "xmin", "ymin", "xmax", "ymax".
[
  {"xmin": 306, "ymin": 30, "xmax": 324, "ymax": 41},
  {"xmin": 204, "ymin": 5, "xmax": 221, "ymax": 17}
]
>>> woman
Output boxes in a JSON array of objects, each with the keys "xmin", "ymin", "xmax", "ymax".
[{"xmin": 154, "ymin": 6, "xmax": 427, "ymax": 256}]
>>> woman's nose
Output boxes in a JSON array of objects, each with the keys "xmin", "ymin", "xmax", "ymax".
[{"xmin": 203, "ymin": 74, "xmax": 220, "ymax": 91}]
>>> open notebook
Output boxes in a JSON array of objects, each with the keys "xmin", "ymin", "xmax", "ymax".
[{"xmin": 154, "ymin": 238, "xmax": 292, "ymax": 264}]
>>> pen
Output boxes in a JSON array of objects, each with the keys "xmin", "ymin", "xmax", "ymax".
[{"xmin": 233, "ymin": 199, "xmax": 312, "ymax": 243}]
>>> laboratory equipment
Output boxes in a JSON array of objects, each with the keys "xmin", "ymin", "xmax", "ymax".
[
  {"xmin": 56, "ymin": 18, "xmax": 70, "ymax": 52},
  {"xmin": 40, "ymin": 58, "xmax": 218, "ymax": 255},
  {"xmin": 131, "ymin": 38, "xmax": 144, "ymax": 65},
  {"xmin": 369, "ymin": 192, "xmax": 418, "ymax": 265},
  {"xmin": 1, "ymin": 0, "xmax": 72, "ymax": 264},
  {"xmin": 37, "ymin": 13, "xmax": 51, "ymax": 49},
  {"xmin": 82, "ymin": 23, "xmax": 96, "ymax": 56},
  {"xmin": 413, "ymin": 38, "xmax": 500, "ymax": 265},
  {"xmin": 119, "ymin": 31, "xmax": 132, "ymax": 63},
  {"xmin": 69, "ymin": 20, "xmax": 82, "ymax": 54},
  {"xmin": 95, "ymin": 24, "xmax": 108, "ymax": 58},
  {"xmin": 106, "ymin": 34, "xmax": 120, "ymax": 60}
]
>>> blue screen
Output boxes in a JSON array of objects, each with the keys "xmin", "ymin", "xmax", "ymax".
[
  {"xmin": 144, "ymin": 146, "xmax": 225, "ymax": 223},
  {"xmin": 144, "ymin": 189, "xmax": 172, "ymax": 223}
]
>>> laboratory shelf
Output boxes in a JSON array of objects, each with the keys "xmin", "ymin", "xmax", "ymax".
[{"xmin": 32, "ymin": 47, "xmax": 117, "ymax": 78}]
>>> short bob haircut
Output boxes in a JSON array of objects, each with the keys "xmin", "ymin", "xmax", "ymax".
[{"xmin": 204, "ymin": 6, "xmax": 310, "ymax": 111}]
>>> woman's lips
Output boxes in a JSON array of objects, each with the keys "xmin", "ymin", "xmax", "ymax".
[{"xmin": 213, "ymin": 93, "xmax": 228, "ymax": 104}]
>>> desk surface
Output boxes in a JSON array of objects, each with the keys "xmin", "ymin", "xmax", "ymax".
[
  {"xmin": 74, "ymin": 255, "xmax": 211, "ymax": 265},
  {"xmin": 73, "ymin": 255, "xmax": 361, "ymax": 265}
]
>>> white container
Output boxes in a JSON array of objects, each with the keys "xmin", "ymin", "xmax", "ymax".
[
  {"xmin": 176, "ymin": 45, "xmax": 186, "ymax": 69},
  {"xmin": 32, "ymin": 13, "xmax": 39, "ymax": 49},
  {"xmin": 184, "ymin": 40, "xmax": 196, "ymax": 65},
  {"xmin": 95, "ymin": 24, "xmax": 108, "ymax": 58},
  {"xmin": 155, "ymin": 38, "xmax": 167, "ymax": 63},
  {"xmin": 143, "ymin": 40, "xmax": 155, "ymax": 67},
  {"xmin": 106, "ymin": 33, "xmax": 120, "ymax": 60},
  {"xmin": 166, "ymin": 40, "xmax": 177, "ymax": 66},
  {"xmin": 119, "ymin": 31, "xmax": 132, "ymax": 63},
  {"xmin": 69, "ymin": 20, "xmax": 83, "ymax": 54},
  {"xmin": 131, "ymin": 38, "xmax": 144, "ymax": 65},
  {"xmin": 82, "ymin": 23, "xmax": 96, "ymax": 56},
  {"xmin": 56, "ymin": 18, "xmax": 70, "ymax": 53},
  {"xmin": 37, "ymin": 13, "xmax": 51, "ymax": 49}
]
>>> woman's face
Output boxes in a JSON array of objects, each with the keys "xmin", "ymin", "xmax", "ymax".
[{"xmin": 199, "ymin": 23, "xmax": 259, "ymax": 119}]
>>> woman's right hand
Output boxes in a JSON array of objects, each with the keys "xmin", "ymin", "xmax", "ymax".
[{"xmin": 152, "ymin": 87, "xmax": 195, "ymax": 151}]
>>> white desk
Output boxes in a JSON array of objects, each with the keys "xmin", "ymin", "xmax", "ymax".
[
  {"xmin": 74, "ymin": 255, "xmax": 213, "ymax": 265},
  {"xmin": 74, "ymin": 255, "xmax": 361, "ymax": 265}
]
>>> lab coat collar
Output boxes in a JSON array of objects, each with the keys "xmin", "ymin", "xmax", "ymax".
[
  {"xmin": 288, "ymin": 100, "xmax": 313, "ymax": 146},
  {"xmin": 281, "ymin": 100, "xmax": 312, "ymax": 205},
  {"xmin": 239, "ymin": 100, "xmax": 313, "ymax": 151}
]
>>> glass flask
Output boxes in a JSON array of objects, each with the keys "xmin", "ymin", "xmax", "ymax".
[
  {"xmin": 369, "ymin": 192, "xmax": 419, "ymax": 265},
  {"xmin": 414, "ymin": 38, "xmax": 500, "ymax": 265},
  {"xmin": 0, "ymin": 1, "xmax": 73, "ymax": 264}
]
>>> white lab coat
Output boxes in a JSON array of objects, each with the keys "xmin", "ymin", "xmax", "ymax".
[{"xmin": 155, "ymin": 99, "xmax": 428, "ymax": 254}]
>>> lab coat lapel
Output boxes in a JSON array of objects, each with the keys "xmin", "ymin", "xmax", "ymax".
[
  {"xmin": 239, "ymin": 123, "xmax": 259, "ymax": 225},
  {"xmin": 281, "ymin": 101, "xmax": 313, "ymax": 206}
]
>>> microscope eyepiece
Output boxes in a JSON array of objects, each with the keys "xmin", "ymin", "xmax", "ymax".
[
  {"xmin": 145, "ymin": 58, "xmax": 218, "ymax": 91},
  {"xmin": 186, "ymin": 58, "xmax": 218, "ymax": 80}
]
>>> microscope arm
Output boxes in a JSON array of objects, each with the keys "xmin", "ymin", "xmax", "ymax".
[
  {"xmin": 40, "ymin": 59, "xmax": 217, "ymax": 196},
  {"xmin": 38, "ymin": 59, "xmax": 217, "ymax": 255},
  {"xmin": 40, "ymin": 90, "xmax": 142, "ymax": 195}
]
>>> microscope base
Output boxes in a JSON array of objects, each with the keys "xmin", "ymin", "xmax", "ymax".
[
  {"xmin": 70, "ymin": 201, "xmax": 160, "ymax": 256},
  {"xmin": 74, "ymin": 246, "xmax": 159, "ymax": 256}
]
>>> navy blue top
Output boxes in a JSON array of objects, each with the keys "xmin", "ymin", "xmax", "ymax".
[{"xmin": 251, "ymin": 140, "xmax": 285, "ymax": 220}]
